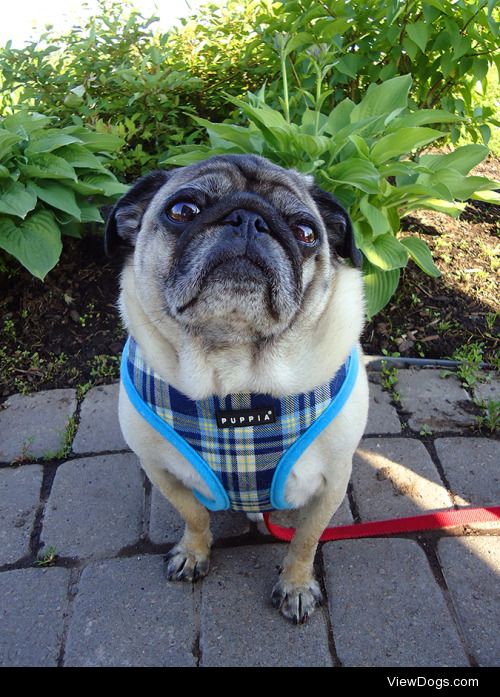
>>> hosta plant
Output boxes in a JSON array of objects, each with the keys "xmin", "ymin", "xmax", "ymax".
[
  {"xmin": 163, "ymin": 75, "xmax": 499, "ymax": 318},
  {"xmin": 0, "ymin": 111, "xmax": 127, "ymax": 279}
]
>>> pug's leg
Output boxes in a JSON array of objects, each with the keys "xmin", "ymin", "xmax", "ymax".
[
  {"xmin": 145, "ymin": 464, "xmax": 212, "ymax": 582},
  {"xmin": 271, "ymin": 483, "xmax": 347, "ymax": 623}
]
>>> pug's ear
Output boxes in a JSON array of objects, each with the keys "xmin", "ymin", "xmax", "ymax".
[
  {"xmin": 310, "ymin": 186, "xmax": 362, "ymax": 268},
  {"xmin": 104, "ymin": 170, "xmax": 171, "ymax": 256}
]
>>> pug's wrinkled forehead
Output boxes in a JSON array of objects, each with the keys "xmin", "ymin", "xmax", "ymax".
[{"xmin": 164, "ymin": 154, "xmax": 315, "ymax": 215}]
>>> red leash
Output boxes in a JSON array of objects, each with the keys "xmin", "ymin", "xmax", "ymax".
[{"xmin": 263, "ymin": 506, "xmax": 500, "ymax": 542}]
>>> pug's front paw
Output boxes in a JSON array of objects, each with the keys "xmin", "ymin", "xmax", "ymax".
[
  {"xmin": 164, "ymin": 544, "xmax": 210, "ymax": 582},
  {"xmin": 271, "ymin": 576, "xmax": 323, "ymax": 624}
]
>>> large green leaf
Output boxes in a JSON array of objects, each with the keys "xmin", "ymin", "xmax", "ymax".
[
  {"xmin": 49, "ymin": 144, "xmax": 107, "ymax": 170},
  {"xmin": 19, "ymin": 153, "xmax": 77, "ymax": 181},
  {"xmin": 335, "ymin": 54, "xmax": 364, "ymax": 79},
  {"xmin": 191, "ymin": 117, "xmax": 256, "ymax": 152},
  {"xmin": 0, "ymin": 129, "xmax": 22, "ymax": 161},
  {"xmin": 420, "ymin": 170, "xmax": 498, "ymax": 201},
  {"xmin": 385, "ymin": 183, "xmax": 455, "ymax": 205},
  {"xmin": 418, "ymin": 145, "xmax": 489, "ymax": 175},
  {"xmin": 75, "ymin": 174, "xmax": 129, "ymax": 197},
  {"xmin": 362, "ymin": 233, "xmax": 409, "ymax": 270},
  {"xmin": 2, "ymin": 112, "xmax": 53, "ymax": 136},
  {"xmin": 78, "ymin": 200, "xmax": 103, "ymax": 223},
  {"xmin": 325, "ymin": 159, "xmax": 380, "ymax": 194},
  {"xmin": 359, "ymin": 197, "xmax": 391, "ymax": 237},
  {"xmin": 406, "ymin": 198, "xmax": 466, "ymax": 217},
  {"xmin": 225, "ymin": 98, "xmax": 301, "ymax": 154},
  {"xmin": 291, "ymin": 132, "xmax": 330, "ymax": 158},
  {"xmin": 406, "ymin": 22, "xmax": 429, "ymax": 53},
  {"xmin": 371, "ymin": 128, "xmax": 444, "ymax": 164},
  {"xmin": 472, "ymin": 189, "xmax": 500, "ymax": 204},
  {"xmin": 0, "ymin": 181, "xmax": 37, "ymax": 218},
  {"xmin": 325, "ymin": 99, "xmax": 355, "ymax": 134},
  {"xmin": 381, "ymin": 161, "xmax": 426, "ymax": 179},
  {"xmin": 27, "ymin": 181, "xmax": 82, "ymax": 220},
  {"xmin": 284, "ymin": 32, "xmax": 315, "ymax": 56},
  {"xmin": 363, "ymin": 262, "xmax": 401, "ymax": 319},
  {"xmin": 387, "ymin": 110, "xmax": 463, "ymax": 130},
  {"xmin": 25, "ymin": 130, "xmax": 82, "ymax": 155},
  {"xmin": 400, "ymin": 237, "xmax": 441, "ymax": 277},
  {"xmin": 60, "ymin": 221, "xmax": 83, "ymax": 238},
  {"xmin": 62, "ymin": 126, "xmax": 124, "ymax": 152},
  {"xmin": 0, "ymin": 210, "xmax": 62, "ymax": 279},
  {"xmin": 350, "ymin": 75, "xmax": 412, "ymax": 122}
]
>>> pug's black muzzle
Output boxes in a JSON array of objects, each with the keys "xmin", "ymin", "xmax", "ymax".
[{"xmin": 170, "ymin": 192, "xmax": 303, "ymax": 314}]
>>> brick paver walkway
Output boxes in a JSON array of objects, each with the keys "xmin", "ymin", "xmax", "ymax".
[{"xmin": 0, "ymin": 367, "xmax": 498, "ymax": 667}]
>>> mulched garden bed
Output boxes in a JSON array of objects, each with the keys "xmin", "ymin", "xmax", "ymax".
[{"xmin": 1, "ymin": 168, "xmax": 498, "ymax": 399}]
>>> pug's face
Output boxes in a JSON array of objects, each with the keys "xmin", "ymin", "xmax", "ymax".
[{"xmin": 106, "ymin": 155, "xmax": 360, "ymax": 344}]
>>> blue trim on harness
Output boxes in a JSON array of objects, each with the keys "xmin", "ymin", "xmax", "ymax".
[
  {"xmin": 120, "ymin": 340, "xmax": 230, "ymax": 510},
  {"xmin": 120, "ymin": 338, "xmax": 358, "ymax": 512},
  {"xmin": 270, "ymin": 346, "xmax": 359, "ymax": 509}
]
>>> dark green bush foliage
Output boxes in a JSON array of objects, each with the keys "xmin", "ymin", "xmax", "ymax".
[
  {"xmin": 1, "ymin": 0, "xmax": 497, "ymax": 182},
  {"xmin": 253, "ymin": 0, "xmax": 500, "ymax": 146},
  {"xmin": 0, "ymin": 0, "xmax": 271, "ymax": 178},
  {"xmin": 0, "ymin": 0, "xmax": 498, "ymax": 298}
]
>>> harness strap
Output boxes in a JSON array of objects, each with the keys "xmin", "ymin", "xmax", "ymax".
[
  {"xmin": 263, "ymin": 506, "xmax": 500, "ymax": 541},
  {"xmin": 270, "ymin": 346, "xmax": 359, "ymax": 509}
]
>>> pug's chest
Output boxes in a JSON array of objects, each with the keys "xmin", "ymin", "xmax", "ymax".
[{"xmin": 159, "ymin": 428, "xmax": 333, "ymax": 510}]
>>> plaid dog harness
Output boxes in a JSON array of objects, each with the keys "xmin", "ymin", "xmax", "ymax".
[{"xmin": 121, "ymin": 337, "xmax": 359, "ymax": 513}]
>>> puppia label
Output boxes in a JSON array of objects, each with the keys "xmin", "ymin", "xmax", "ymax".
[{"xmin": 216, "ymin": 407, "xmax": 276, "ymax": 428}]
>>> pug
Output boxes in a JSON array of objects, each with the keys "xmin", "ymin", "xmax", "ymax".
[{"xmin": 105, "ymin": 154, "xmax": 369, "ymax": 623}]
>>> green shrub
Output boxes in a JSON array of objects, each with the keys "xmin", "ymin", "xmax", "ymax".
[
  {"xmin": 253, "ymin": 0, "xmax": 500, "ymax": 147},
  {"xmin": 163, "ymin": 75, "xmax": 499, "ymax": 317},
  {"xmin": 0, "ymin": 1, "xmax": 192, "ymax": 178},
  {"xmin": 0, "ymin": 111, "xmax": 127, "ymax": 279},
  {"xmin": 0, "ymin": 0, "xmax": 268, "ymax": 179},
  {"xmin": 1, "ymin": 0, "xmax": 497, "ymax": 183}
]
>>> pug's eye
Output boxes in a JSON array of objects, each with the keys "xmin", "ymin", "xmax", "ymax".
[
  {"xmin": 167, "ymin": 201, "xmax": 201, "ymax": 223},
  {"xmin": 291, "ymin": 223, "xmax": 317, "ymax": 245}
]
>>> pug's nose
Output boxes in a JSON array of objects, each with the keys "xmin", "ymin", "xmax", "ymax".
[{"xmin": 223, "ymin": 209, "xmax": 270, "ymax": 236}]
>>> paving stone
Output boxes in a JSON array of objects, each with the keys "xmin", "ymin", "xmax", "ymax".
[
  {"xmin": 73, "ymin": 383, "xmax": 127, "ymax": 454},
  {"xmin": 149, "ymin": 487, "xmax": 250, "ymax": 544},
  {"xmin": 365, "ymin": 381, "xmax": 401, "ymax": 434},
  {"xmin": 200, "ymin": 544, "xmax": 332, "ymax": 666},
  {"xmin": 64, "ymin": 555, "xmax": 196, "ymax": 666},
  {"xmin": 0, "ymin": 389, "xmax": 76, "ymax": 462},
  {"xmin": 42, "ymin": 453, "xmax": 144, "ymax": 558},
  {"xmin": 0, "ymin": 465, "xmax": 43, "ymax": 565},
  {"xmin": 437, "ymin": 537, "xmax": 500, "ymax": 667},
  {"xmin": 0, "ymin": 567, "xmax": 70, "ymax": 666},
  {"xmin": 396, "ymin": 370, "xmax": 474, "ymax": 432},
  {"xmin": 352, "ymin": 438, "xmax": 452, "ymax": 521},
  {"xmin": 323, "ymin": 538, "xmax": 467, "ymax": 667},
  {"xmin": 434, "ymin": 438, "xmax": 500, "ymax": 507},
  {"xmin": 472, "ymin": 374, "xmax": 500, "ymax": 403}
]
